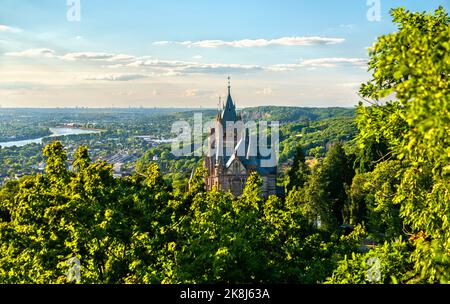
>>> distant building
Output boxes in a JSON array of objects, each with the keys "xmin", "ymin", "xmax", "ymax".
[{"xmin": 205, "ymin": 80, "xmax": 277, "ymax": 198}]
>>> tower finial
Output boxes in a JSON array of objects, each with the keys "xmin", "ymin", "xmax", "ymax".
[{"xmin": 227, "ymin": 76, "xmax": 231, "ymax": 95}]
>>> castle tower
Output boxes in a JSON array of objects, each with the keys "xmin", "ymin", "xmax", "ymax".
[{"xmin": 204, "ymin": 78, "xmax": 278, "ymax": 198}]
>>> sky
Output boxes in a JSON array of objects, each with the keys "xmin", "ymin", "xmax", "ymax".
[{"xmin": 0, "ymin": 0, "xmax": 449, "ymax": 108}]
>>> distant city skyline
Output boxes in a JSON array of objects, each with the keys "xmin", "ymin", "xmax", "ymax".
[{"xmin": 0, "ymin": 0, "xmax": 448, "ymax": 108}]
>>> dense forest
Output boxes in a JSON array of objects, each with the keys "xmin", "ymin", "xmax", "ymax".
[{"xmin": 0, "ymin": 7, "xmax": 449, "ymax": 284}]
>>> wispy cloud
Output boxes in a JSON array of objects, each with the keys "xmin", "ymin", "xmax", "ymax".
[
  {"xmin": 5, "ymin": 46, "xmax": 367, "ymax": 78},
  {"xmin": 127, "ymin": 59, "xmax": 193, "ymax": 69},
  {"xmin": 124, "ymin": 59, "xmax": 263, "ymax": 74},
  {"xmin": 182, "ymin": 63, "xmax": 263, "ymax": 74},
  {"xmin": 6, "ymin": 49, "xmax": 138, "ymax": 64},
  {"xmin": 256, "ymin": 87, "xmax": 274, "ymax": 96},
  {"xmin": 184, "ymin": 89, "xmax": 215, "ymax": 97},
  {"xmin": 153, "ymin": 41, "xmax": 170, "ymax": 45},
  {"xmin": 154, "ymin": 36, "xmax": 345, "ymax": 48},
  {"xmin": 79, "ymin": 73, "xmax": 149, "ymax": 81},
  {"xmin": 6, "ymin": 48, "xmax": 263, "ymax": 75},
  {"xmin": 0, "ymin": 25, "xmax": 22, "ymax": 33},
  {"xmin": 6, "ymin": 48, "xmax": 56, "ymax": 58},
  {"xmin": 300, "ymin": 57, "xmax": 368, "ymax": 68},
  {"xmin": 268, "ymin": 57, "xmax": 368, "ymax": 71},
  {"xmin": 61, "ymin": 52, "xmax": 136, "ymax": 62}
]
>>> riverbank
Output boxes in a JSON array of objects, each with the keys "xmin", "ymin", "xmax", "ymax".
[
  {"xmin": 0, "ymin": 127, "xmax": 102, "ymax": 148},
  {"xmin": 0, "ymin": 129, "xmax": 52, "ymax": 143}
]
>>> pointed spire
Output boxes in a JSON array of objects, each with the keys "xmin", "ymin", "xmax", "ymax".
[
  {"xmin": 225, "ymin": 76, "xmax": 234, "ymax": 110},
  {"xmin": 221, "ymin": 76, "xmax": 238, "ymax": 123}
]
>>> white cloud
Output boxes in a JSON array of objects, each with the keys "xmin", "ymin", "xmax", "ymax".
[
  {"xmin": 127, "ymin": 59, "xmax": 192, "ymax": 69},
  {"xmin": 153, "ymin": 41, "xmax": 170, "ymax": 45},
  {"xmin": 300, "ymin": 57, "xmax": 368, "ymax": 68},
  {"xmin": 266, "ymin": 64, "xmax": 303, "ymax": 72},
  {"xmin": 123, "ymin": 59, "xmax": 263, "ymax": 75},
  {"xmin": 192, "ymin": 55, "xmax": 203, "ymax": 59},
  {"xmin": 6, "ymin": 48, "xmax": 56, "ymax": 58},
  {"xmin": 184, "ymin": 89, "xmax": 215, "ymax": 97},
  {"xmin": 7, "ymin": 50, "xmax": 139, "ymax": 64},
  {"xmin": 183, "ymin": 63, "xmax": 262, "ymax": 74},
  {"xmin": 267, "ymin": 57, "xmax": 368, "ymax": 71},
  {"xmin": 4, "ymin": 46, "xmax": 367, "ymax": 79},
  {"xmin": 61, "ymin": 52, "xmax": 136, "ymax": 62},
  {"xmin": 155, "ymin": 36, "xmax": 345, "ymax": 48},
  {"xmin": 0, "ymin": 25, "xmax": 22, "ymax": 33},
  {"xmin": 256, "ymin": 87, "xmax": 274, "ymax": 96},
  {"xmin": 6, "ymin": 49, "xmax": 137, "ymax": 64},
  {"xmin": 71, "ymin": 54, "xmax": 366, "ymax": 75},
  {"xmin": 79, "ymin": 73, "xmax": 148, "ymax": 81},
  {"xmin": 7, "ymin": 50, "xmax": 137, "ymax": 64}
]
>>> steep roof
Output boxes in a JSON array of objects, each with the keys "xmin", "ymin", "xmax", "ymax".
[{"xmin": 221, "ymin": 85, "xmax": 237, "ymax": 124}]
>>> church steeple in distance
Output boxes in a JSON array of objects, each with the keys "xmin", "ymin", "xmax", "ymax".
[
  {"xmin": 221, "ymin": 76, "xmax": 238, "ymax": 123},
  {"xmin": 225, "ymin": 76, "xmax": 235, "ymax": 110}
]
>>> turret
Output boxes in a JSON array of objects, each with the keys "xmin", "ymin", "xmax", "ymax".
[{"xmin": 220, "ymin": 76, "xmax": 238, "ymax": 124}]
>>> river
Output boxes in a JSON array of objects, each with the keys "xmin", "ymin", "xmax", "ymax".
[{"xmin": 0, "ymin": 128, "xmax": 102, "ymax": 148}]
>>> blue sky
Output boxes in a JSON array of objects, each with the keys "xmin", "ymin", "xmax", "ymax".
[{"xmin": 0, "ymin": 0, "xmax": 448, "ymax": 108}]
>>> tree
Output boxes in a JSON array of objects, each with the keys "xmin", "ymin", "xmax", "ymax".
[
  {"xmin": 285, "ymin": 145, "xmax": 309, "ymax": 193},
  {"xmin": 357, "ymin": 6, "xmax": 450, "ymax": 282},
  {"xmin": 346, "ymin": 160, "xmax": 403, "ymax": 239},
  {"xmin": 0, "ymin": 180, "xmax": 19, "ymax": 223},
  {"xmin": 185, "ymin": 162, "xmax": 207, "ymax": 201},
  {"xmin": 43, "ymin": 141, "xmax": 69, "ymax": 183},
  {"xmin": 0, "ymin": 143, "xmax": 178, "ymax": 284},
  {"xmin": 304, "ymin": 143, "xmax": 354, "ymax": 231},
  {"xmin": 326, "ymin": 238, "xmax": 413, "ymax": 284},
  {"xmin": 73, "ymin": 146, "xmax": 91, "ymax": 172}
]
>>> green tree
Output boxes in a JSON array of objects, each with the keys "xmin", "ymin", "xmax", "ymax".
[
  {"xmin": 185, "ymin": 161, "xmax": 207, "ymax": 201},
  {"xmin": 326, "ymin": 238, "xmax": 413, "ymax": 284},
  {"xmin": 304, "ymin": 143, "xmax": 354, "ymax": 231},
  {"xmin": 285, "ymin": 145, "xmax": 309, "ymax": 193},
  {"xmin": 357, "ymin": 6, "xmax": 450, "ymax": 282},
  {"xmin": 0, "ymin": 180, "xmax": 19, "ymax": 222},
  {"xmin": 0, "ymin": 143, "xmax": 178, "ymax": 284},
  {"xmin": 347, "ymin": 161, "xmax": 403, "ymax": 240}
]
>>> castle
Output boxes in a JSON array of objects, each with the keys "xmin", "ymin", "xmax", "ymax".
[{"xmin": 204, "ymin": 80, "xmax": 278, "ymax": 198}]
